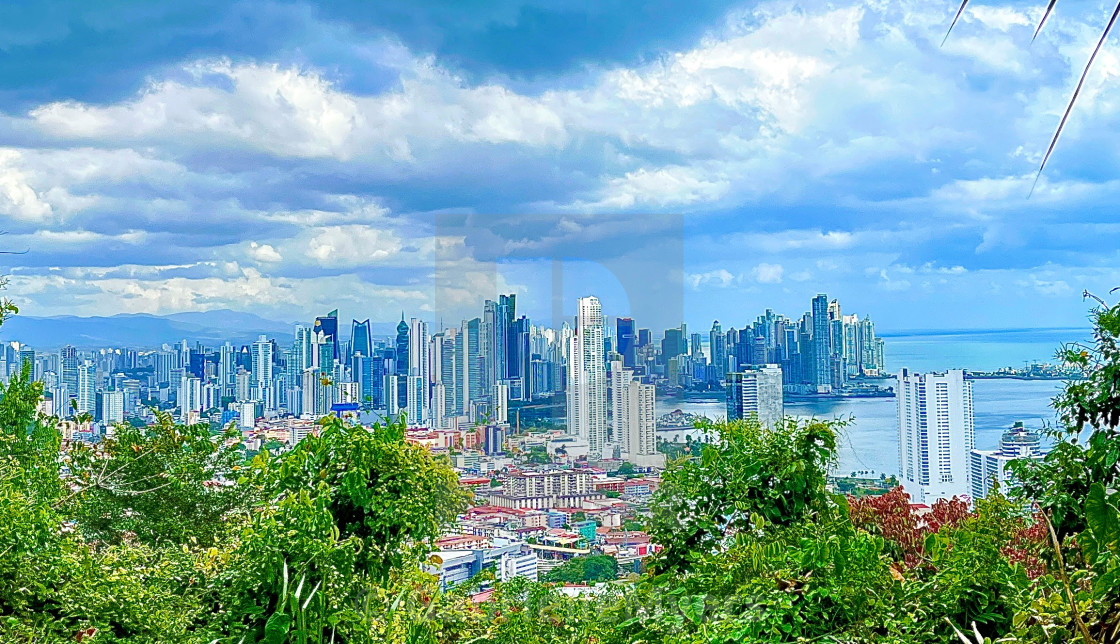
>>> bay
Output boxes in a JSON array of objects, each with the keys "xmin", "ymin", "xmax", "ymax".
[{"xmin": 655, "ymin": 328, "xmax": 1081, "ymax": 477}]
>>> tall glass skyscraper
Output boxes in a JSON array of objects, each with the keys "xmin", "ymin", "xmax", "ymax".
[
  {"xmin": 811, "ymin": 294, "xmax": 831, "ymax": 394},
  {"xmin": 616, "ymin": 317, "xmax": 636, "ymax": 367},
  {"xmin": 568, "ymin": 296, "xmax": 607, "ymax": 455}
]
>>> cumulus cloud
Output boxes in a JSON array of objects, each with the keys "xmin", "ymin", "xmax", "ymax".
[
  {"xmin": 304, "ymin": 225, "xmax": 403, "ymax": 267},
  {"xmin": 5, "ymin": 0, "xmax": 1120, "ymax": 330},
  {"xmin": 752, "ymin": 263, "xmax": 784, "ymax": 284},
  {"xmin": 248, "ymin": 242, "xmax": 282, "ymax": 263}
]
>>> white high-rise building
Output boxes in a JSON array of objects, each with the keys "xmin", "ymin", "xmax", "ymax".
[
  {"xmin": 409, "ymin": 318, "xmax": 430, "ymax": 424},
  {"xmin": 219, "ymin": 342, "xmax": 235, "ymax": 395},
  {"xmin": 567, "ymin": 296, "xmax": 607, "ymax": 454},
  {"xmin": 76, "ymin": 361, "xmax": 97, "ymax": 416},
  {"xmin": 726, "ymin": 365, "xmax": 784, "ymax": 428},
  {"xmin": 492, "ymin": 382, "xmax": 509, "ymax": 424},
  {"xmin": 100, "ymin": 390, "xmax": 125, "ymax": 424},
  {"xmin": 970, "ymin": 422, "xmax": 1047, "ymax": 499},
  {"xmin": 178, "ymin": 375, "xmax": 202, "ymax": 423},
  {"xmin": 897, "ymin": 369, "xmax": 975, "ymax": 504},
  {"xmin": 251, "ymin": 335, "xmax": 274, "ymax": 398},
  {"xmin": 612, "ymin": 360, "xmax": 663, "ymax": 468}
]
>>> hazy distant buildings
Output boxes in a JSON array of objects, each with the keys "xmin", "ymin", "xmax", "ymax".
[
  {"xmin": 897, "ymin": 369, "xmax": 974, "ymax": 503},
  {"xmin": 726, "ymin": 365, "xmax": 784, "ymax": 428}
]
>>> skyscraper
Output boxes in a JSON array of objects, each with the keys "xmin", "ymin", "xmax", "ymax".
[
  {"xmin": 897, "ymin": 369, "xmax": 975, "ymax": 503},
  {"xmin": 76, "ymin": 360, "xmax": 96, "ymax": 416},
  {"xmin": 463, "ymin": 317, "xmax": 483, "ymax": 413},
  {"xmin": 616, "ymin": 317, "xmax": 636, "ymax": 368},
  {"xmin": 709, "ymin": 320, "xmax": 727, "ymax": 383},
  {"xmin": 611, "ymin": 359, "xmax": 663, "ymax": 467},
  {"xmin": 350, "ymin": 319, "xmax": 372, "ymax": 362},
  {"xmin": 314, "ymin": 310, "xmax": 340, "ymax": 362},
  {"xmin": 251, "ymin": 335, "xmax": 274, "ymax": 397},
  {"xmin": 568, "ymin": 296, "xmax": 608, "ymax": 455},
  {"xmin": 408, "ymin": 318, "xmax": 430, "ymax": 424},
  {"xmin": 395, "ymin": 313, "xmax": 409, "ymax": 410},
  {"xmin": 59, "ymin": 345, "xmax": 78, "ymax": 409},
  {"xmin": 219, "ymin": 342, "xmax": 235, "ymax": 396},
  {"xmin": 969, "ymin": 422, "xmax": 1047, "ymax": 499},
  {"xmin": 811, "ymin": 294, "xmax": 832, "ymax": 394},
  {"xmin": 726, "ymin": 365, "xmax": 784, "ymax": 428}
]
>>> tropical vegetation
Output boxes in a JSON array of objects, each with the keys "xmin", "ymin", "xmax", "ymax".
[{"xmin": 1, "ymin": 292, "xmax": 1119, "ymax": 642}]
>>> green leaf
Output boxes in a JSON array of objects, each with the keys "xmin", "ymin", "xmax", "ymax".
[
  {"xmin": 1086, "ymin": 483, "xmax": 1120, "ymax": 552},
  {"xmin": 679, "ymin": 594, "xmax": 705, "ymax": 624},
  {"xmin": 264, "ymin": 611, "xmax": 292, "ymax": 644}
]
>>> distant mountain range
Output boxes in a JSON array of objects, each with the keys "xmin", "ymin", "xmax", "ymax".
[{"xmin": 0, "ymin": 310, "xmax": 401, "ymax": 349}]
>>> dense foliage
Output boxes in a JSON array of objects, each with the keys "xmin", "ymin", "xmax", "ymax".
[
  {"xmin": 542, "ymin": 555, "xmax": 619, "ymax": 584},
  {"xmin": 2, "ymin": 294, "xmax": 1120, "ymax": 642}
]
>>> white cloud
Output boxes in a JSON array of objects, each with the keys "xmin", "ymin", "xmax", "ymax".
[
  {"xmin": 686, "ymin": 268, "xmax": 735, "ymax": 289},
  {"xmin": 304, "ymin": 225, "xmax": 403, "ymax": 267},
  {"xmin": 0, "ymin": 149, "xmax": 55, "ymax": 221},
  {"xmin": 752, "ymin": 263, "xmax": 784, "ymax": 284},
  {"xmin": 248, "ymin": 242, "xmax": 282, "ymax": 263}
]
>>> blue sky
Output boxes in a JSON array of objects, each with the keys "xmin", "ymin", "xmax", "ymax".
[{"xmin": 1, "ymin": 0, "xmax": 1119, "ymax": 332}]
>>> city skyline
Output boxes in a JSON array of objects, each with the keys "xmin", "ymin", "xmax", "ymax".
[{"xmin": 3, "ymin": 1, "xmax": 1120, "ymax": 332}]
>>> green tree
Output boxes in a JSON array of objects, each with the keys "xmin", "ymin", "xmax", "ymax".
[
  {"xmin": 649, "ymin": 416, "xmax": 840, "ymax": 572},
  {"xmin": 542, "ymin": 555, "xmax": 618, "ymax": 584},
  {"xmin": 219, "ymin": 415, "xmax": 469, "ymax": 642},
  {"xmin": 62, "ymin": 410, "xmax": 251, "ymax": 547}
]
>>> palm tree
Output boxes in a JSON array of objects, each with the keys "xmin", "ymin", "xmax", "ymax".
[{"xmin": 944, "ymin": 0, "xmax": 1120, "ymax": 192}]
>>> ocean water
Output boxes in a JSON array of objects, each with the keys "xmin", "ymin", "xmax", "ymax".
[{"xmin": 656, "ymin": 328, "xmax": 1086, "ymax": 477}]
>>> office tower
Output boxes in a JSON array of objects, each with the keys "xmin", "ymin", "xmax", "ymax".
[
  {"xmin": 610, "ymin": 360, "xmax": 629, "ymax": 445},
  {"xmin": 251, "ymin": 335, "xmax": 274, "ymax": 392},
  {"xmin": 301, "ymin": 369, "xmax": 322, "ymax": 417},
  {"xmin": 76, "ymin": 361, "xmax": 97, "ymax": 415},
  {"xmin": 661, "ymin": 327, "xmax": 686, "ymax": 363},
  {"xmin": 352, "ymin": 353, "xmax": 374, "ymax": 407},
  {"xmin": 314, "ymin": 310, "xmax": 340, "ymax": 362},
  {"xmin": 811, "ymin": 294, "xmax": 832, "ymax": 394},
  {"xmin": 710, "ymin": 320, "xmax": 727, "ymax": 383},
  {"xmin": 408, "ymin": 318, "xmax": 429, "ymax": 424},
  {"xmin": 842, "ymin": 315, "xmax": 861, "ymax": 377},
  {"xmin": 492, "ymin": 383, "xmax": 509, "ymax": 424},
  {"xmin": 726, "ymin": 365, "xmax": 784, "ymax": 428},
  {"xmin": 219, "ymin": 342, "xmax": 235, "ymax": 395},
  {"xmin": 235, "ymin": 368, "xmax": 252, "ymax": 402},
  {"xmin": 395, "ymin": 313, "xmax": 409, "ymax": 407},
  {"xmin": 100, "ymin": 390, "xmax": 125, "ymax": 424},
  {"xmin": 463, "ymin": 318, "xmax": 483, "ymax": 410},
  {"xmin": 897, "ymin": 369, "xmax": 975, "ymax": 503},
  {"xmin": 385, "ymin": 374, "xmax": 402, "ymax": 418},
  {"xmin": 616, "ymin": 317, "xmax": 636, "ymax": 368},
  {"xmin": 203, "ymin": 383, "xmax": 221, "ymax": 413},
  {"xmin": 178, "ymin": 375, "xmax": 202, "ymax": 423},
  {"xmin": 508, "ymin": 315, "xmax": 531, "ymax": 400},
  {"xmin": 406, "ymin": 374, "xmax": 425, "ymax": 425},
  {"xmin": 350, "ymin": 319, "xmax": 372, "ymax": 363},
  {"xmin": 498, "ymin": 294, "xmax": 516, "ymax": 380},
  {"xmin": 970, "ymin": 422, "xmax": 1047, "ymax": 499},
  {"xmin": 485, "ymin": 424, "xmax": 506, "ymax": 456},
  {"xmin": 636, "ymin": 329, "xmax": 654, "ymax": 349},
  {"xmin": 439, "ymin": 328, "xmax": 460, "ymax": 417},
  {"xmin": 724, "ymin": 328, "xmax": 739, "ymax": 372},
  {"xmin": 17, "ymin": 347, "xmax": 35, "ymax": 379},
  {"xmin": 859, "ymin": 316, "xmax": 885, "ymax": 375},
  {"xmin": 293, "ymin": 326, "xmax": 314, "ymax": 372},
  {"xmin": 611, "ymin": 359, "xmax": 663, "ymax": 467},
  {"xmin": 59, "ymin": 345, "xmax": 79, "ymax": 406},
  {"xmin": 689, "ymin": 333, "xmax": 704, "ymax": 362},
  {"xmin": 568, "ymin": 296, "xmax": 608, "ymax": 455}
]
